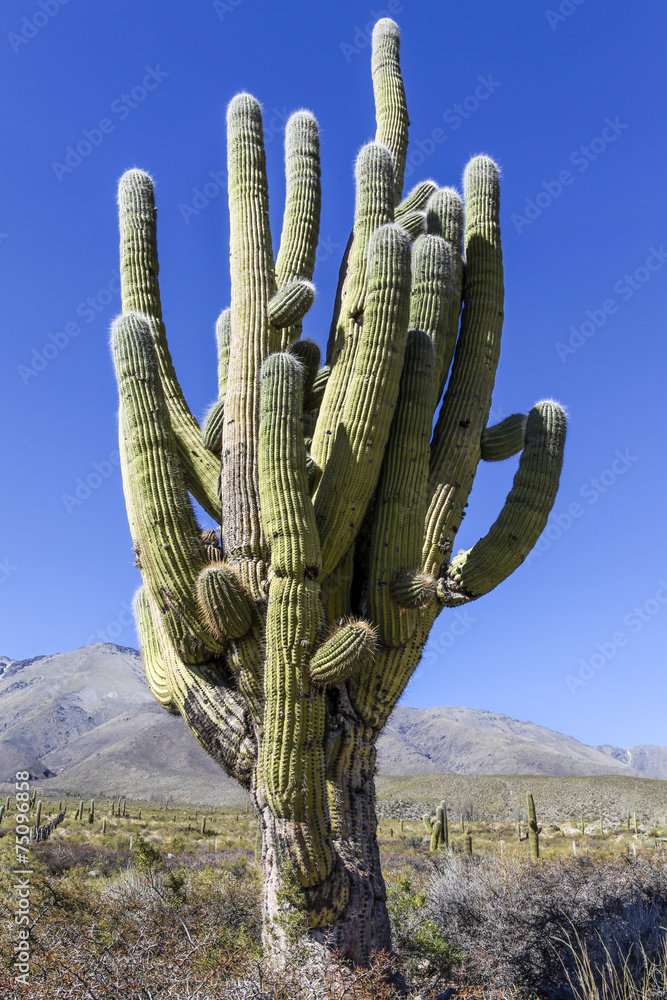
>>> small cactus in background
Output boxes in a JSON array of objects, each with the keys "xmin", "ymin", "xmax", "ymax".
[
  {"xmin": 527, "ymin": 792, "xmax": 541, "ymax": 861},
  {"xmin": 102, "ymin": 818, "xmax": 107, "ymax": 834},
  {"xmin": 200, "ymin": 816, "xmax": 207, "ymax": 835},
  {"xmin": 109, "ymin": 17, "xmax": 566, "ymax": 962},
  {"xmin": 464, "ymin": 830, "xmax": 473, "ymax": 856},
  {"xmin": 439, "ymin": 800, "xmax": 449, "ymax": 849},
  {"xmin": 423, "ymin": 813, "xmax": 433, "ymax": 836},
  {"xmin": 634, "ymin": 811, "xmax": 639, "ymax": 834},
  {"xmin": 0, "ymin": 805, "xmax": 5, "ymax": 825},
  {"xmin": 580, "ymin": 814, "xmax": 585, "ymax": 835},
  {"xmin": 88, "ymin": 799, "xmax": 95, "ymax": 824},
  {"xmin": 34, "ymin": 800, "xmax": 42, "ymax": 830},
  {"xmin": 77, "ymin": 800, "xmax": 84, "ymax": 822}
]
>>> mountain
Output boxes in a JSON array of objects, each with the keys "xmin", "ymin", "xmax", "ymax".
[
  {"xmin": 0, "ymin": 644, "xmax": 244, "ymax": 804},
  {"xmin": 596, "ymin": 744, "xmax": 667, "ymax": 781},
  {"xmin": 0, "ymin": 644, "xmax": 664, "ymax": 805}
]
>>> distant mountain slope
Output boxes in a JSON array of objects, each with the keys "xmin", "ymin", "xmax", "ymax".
[
  {"xmin": 596, "ymin": 744, "xmax": 667, "ymax": 780},
  {"xmin": 0, "ymin": 644, "xmax": 664, "ymax": 805},
  {"xmin": 376, "ymin": 705, "xmax": 652, "ymax": 777}
]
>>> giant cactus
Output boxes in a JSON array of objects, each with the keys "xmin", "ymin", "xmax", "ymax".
[{"xmin": 111, "ymin": 19, "xmax": 566, "ymax": 963}]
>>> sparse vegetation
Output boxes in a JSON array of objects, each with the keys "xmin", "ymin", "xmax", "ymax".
[{"xmin": 1, "ymin": 792, "xmax": 665, "ymax": 996}]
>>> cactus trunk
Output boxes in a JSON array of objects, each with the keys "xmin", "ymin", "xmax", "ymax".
[{"xmin": 255, "ymin": 743, "xmax": 391, "ymax": 962}]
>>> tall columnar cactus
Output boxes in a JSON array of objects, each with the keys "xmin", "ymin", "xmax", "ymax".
[
  {"xmin": 111, "ymin": 19, "xmax": 566, "ymax": 963},
  {"xmin": 527, "ymin": 792, "xmax": 541, "ymax": 861}
]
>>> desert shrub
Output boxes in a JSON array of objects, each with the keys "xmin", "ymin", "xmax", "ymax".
[
  {"xmin": 386, "ymin": 867, "xmax": 462, "ymax": 980},
  {"xmin": 427, "ymin": 853, "xmax": 667, "ymax": 999}
]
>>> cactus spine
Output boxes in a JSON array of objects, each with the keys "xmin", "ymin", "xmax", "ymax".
[
  {"xmin": 527, "ymin": 792, "xmax": 541, "ymax": 861},
  {"xmin": 110, "ymin": 18, "xmax": 566, "ymax": 963}
]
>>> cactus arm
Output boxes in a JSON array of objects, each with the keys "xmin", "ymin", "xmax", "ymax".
[
  {"xmin": 117, "ymin": 170, "xmax": 220, "ymax": 519},
  {"xmin": 201, "ymin": 399, "xmax": 225, "ymax": 455},
  {"xmin": 371, "ymin": 19, "xmax": 409, "ymax": 203},
  {"xmin": 367, "ymin": 329, "xmax": 435, "ymax": 645},
  {"xmin": 408, "ymin": 234, "xmax": 455, "ymax": 401},
  {"xmin": 268, "ymin": 280, "xmax": 315, "ymax": 329},
  {"xmin": 397, "ymin": 209, "xmax": 427, "ymax": 242},
  {"xmin": 275, "ymin": 112, "xmax": 321, "ymax": 348},
  {"xmin": 309, "ymin": 620, "xmax": 377, "ymax": 685},
  {"xmin": 480, "ymin": 413, "xmax": 527, "ymax": 462},
  {"xmin": 136, "ymin": 583, "xmax": 256, "ymax": 787},
  {"xmin": 197, "ymin": 563, "xmax": 253, "ymax": 639},
  {"xmin": 222, "ymin": 93, "xmax": 277, "ymax": 564},
  {"xmin": 424, "ymin": 188, "xmax": 464, "ymax": 400},
  {"xmin": 258, "ymin": 352, "xmax": 344, "ymax": 920},
  {"xmin": 444, "ymin": 401, "xmax": 566, "ymax": 600},
  {"xmin": 201, "ymin": 309, "xmax": 232, "ymax": 455},
  {"xmin": 311, "ymin": 143, "xmax": 395, "ymax": 473},
  {"xmin": 314, "ymin": 224, "xmax": 412, "ymax": 579},
  {"xmin": 395, "ymin": 180, "xmax": 439, "ymax": 219},
  {"xmin": 422, "ymin": 157, "xmax": 504, "ymax": 579},
  {"xmin": 112, "ymin": 312, "xmax": 223, "ymax": 664},
  {"xmin": 134, "ymin": 585, "xmax": 178, "ymax": 713},
  {"xmin": 216, "ymin": 307, "xmax": 231, "ymax": 399}
]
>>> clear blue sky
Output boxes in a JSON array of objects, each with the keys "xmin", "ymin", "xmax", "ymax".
[{"xmin": 1, "ymin": 0, "xmax": 665, "ymax": 749}]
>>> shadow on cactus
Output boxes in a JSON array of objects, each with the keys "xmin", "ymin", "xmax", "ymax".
[{"xmin": 110, "ymin": 17, "xmax": 566, "ymax": 966}]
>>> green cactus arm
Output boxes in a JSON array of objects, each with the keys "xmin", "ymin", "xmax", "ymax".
[
  {"xmin": 368, "ymin": 329, "xmax": 435, "ymax": 646},
  {"xmin": 201, "ymin": 308, "xmax": 232, "ymax": 454},
  {"xmin": 430, "ymin": 819, "xmax": 443, "ymax": 852},
  {"xmin": 309, "ymin": 620, "xmax": 378, "ymax": 685},
  {"xmin": 200, "ymin": 399, "xmax": 225, "ymax": 456},
  {"xmin": 425, "ymin": 187, "xmax": 464, "ymax": 402},
  {"xmin": 408, "ymin": 233, "xmax": 456, "ymax": 401},
  {"xmin": 371, "ymin": 19, "xmax": 409, "ymax": 203},
  {"xmin": 257, "ymin": 352, "xmax": 342, "ymax": 918},
  {"xmin": 268, "ymin": 279, "xmax": 315, "ymax": 329},
  {"xmin": 443, "ymin": 401, "xmax": 566, "ymax": 600},
  {"xmin": 311, "ymin": 142, "xmax": 395, "ymax": 474},
  {"xmin": 196, "ymin": 563, "xmax": 253, "ymax": 639},
  {"xmin": 135, "ymin": 582, "xmax": 256, "ymax": 787},
  {"xmin": 422, "ymin": 157, "xmax": 504, "ymax": 579},
  {"xmin": 397, "ymin": 209, "xmax": 427, "ymax": 242},
  {"xmin": 275, "ymin": 112, "xmax": 320, "ymax": 353},
  {"xmin": 314, "ymin": 223, "xmax": 412, "ymax": 579},
  {"xmin": 423, "ymin": 813, "xmax": 433, "ymax": 834},
  {"xmin": 117, "ymin": 170, "xmax": 220, "ymax": 519},
  {"xmin": 216, "ymin": 307, "xmax": 231, "ymax": 398},
  {"xmin": 304, "ymin": 364, "xmax": 329, "ymax": 412},
  {"xmin": 395, "ymin": 180, "xmax": 438, "ymax": 219},
  {"xmin": 480, "ymin": 413, "xmax": 527, "ymax": 461},
  {"xmin": 222, "ymin": 93, "xmax": 277, "ymax": 563},
  {"xmin": 134, "ymin": 586, "xmax": 179, "ymax": 713},
  {"xmin": 112, "ymin": 312, "xmax": 223, "ymax": 664}
]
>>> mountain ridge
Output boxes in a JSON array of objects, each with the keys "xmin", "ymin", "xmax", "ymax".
[{"xmin": 1, "ymin": 644, "xmax": 664, "ymax": 803}]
